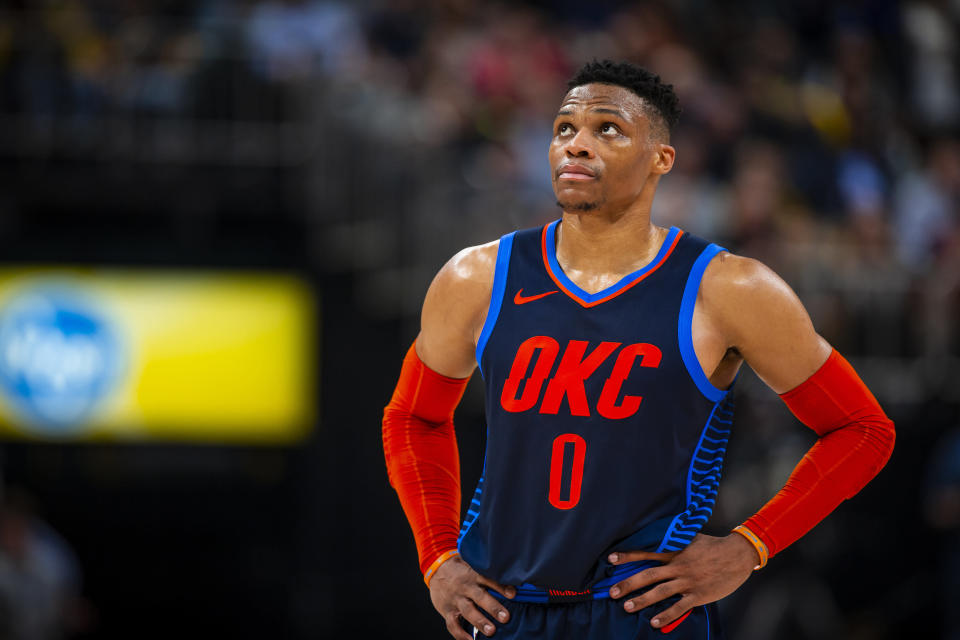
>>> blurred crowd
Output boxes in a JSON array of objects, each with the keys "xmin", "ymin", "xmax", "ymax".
[
  {"xmin": 3, "ymin": 0, "xmax": 956, "ymax": 357},
  {"xmin": 0, "ymin": 0, "xmax": 959, "ymax": 638}
]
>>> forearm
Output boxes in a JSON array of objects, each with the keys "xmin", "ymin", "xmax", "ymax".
[
  {"xmin": 383, "ymin": 408, "xmax": 462, "ymax": 572},
  {"xmin": 741, "ymin": 350, "xmax": 895, "ymax": 558},
  {"xmin": 382, "ymin": 343, "xmax": 469, "ymax": 575}
]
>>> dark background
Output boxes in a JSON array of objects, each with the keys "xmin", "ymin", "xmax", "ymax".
[{"xmin": 0, "ymin": 1, "xmax": 958, "ymax": 638}]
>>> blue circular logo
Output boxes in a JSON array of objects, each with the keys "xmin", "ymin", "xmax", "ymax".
[{"xmin": 0, "ymin": 287, "xmax": 124, "ymax": 434}]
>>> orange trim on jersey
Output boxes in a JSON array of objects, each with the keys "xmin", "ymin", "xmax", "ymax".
[
  {"xmin": 659, "ymin": 609, "xmax": 693, "ymax": 633},
  {"xmin": 540, "ymin": 224, "xmax": 684, "ymax": 309}
]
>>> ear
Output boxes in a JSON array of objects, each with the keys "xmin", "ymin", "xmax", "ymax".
[{"xmin": 652, "ymin": 144, "xmax": 676, "ymax": 175}]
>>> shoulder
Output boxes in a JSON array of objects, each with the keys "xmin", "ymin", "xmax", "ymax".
[
  {"xmin": 698, "ymin": 251, "xmax": 796, "ymax": 313},
  {"xmin": 696, "ymin": 250, "xmax": 831, "ymax": 392},
  {"xmin": 426, "ymin": 238, "xmax": 500, "ymax": 306}
]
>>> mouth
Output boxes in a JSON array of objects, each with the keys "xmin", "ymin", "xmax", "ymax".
[{"xmin": 556, "ymin": 164, "xmax": 597, "ymax": 181}]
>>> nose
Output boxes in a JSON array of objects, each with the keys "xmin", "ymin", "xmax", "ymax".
[{"xmin": 565, "ymin": 128, "xmax": 596, "ymax": 158}]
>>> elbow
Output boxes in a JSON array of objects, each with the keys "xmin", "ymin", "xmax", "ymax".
[
  {"xmin": 877, "ymin": 415, "xmax": 896, "ymax": 468},
  {"xmin": 823, "ymin": 413, "xmax": 896, "ymax": 499},
  {"xmin": 382, "ymin": 403, "xmax": 414, "ymax": 487},
  {"xmin": 852, "ymin": 415, "xmax": 896, "ymax": 497}
]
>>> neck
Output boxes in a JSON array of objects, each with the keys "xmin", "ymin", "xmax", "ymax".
[
  {"xmin": 555, "ymin": 198, "xmax": 666, "ymax": 289},
  {"xmin": 559, "ymin": 213, "xmax": 663, "ymax": 263}
]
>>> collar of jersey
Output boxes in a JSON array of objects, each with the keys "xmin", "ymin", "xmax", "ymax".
[{"xmin": 541, "ymin": 220, "xmax": 684, "ymax": 308}]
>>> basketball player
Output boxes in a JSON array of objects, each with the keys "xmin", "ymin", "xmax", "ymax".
[{"xmin": 382, "ymin": 60, "xmax": 895, "ymax": 639}]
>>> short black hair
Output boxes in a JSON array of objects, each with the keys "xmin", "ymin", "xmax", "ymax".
[{"xmin": 567, "ymin": 60, "xmax": 681, "ymax": 139}]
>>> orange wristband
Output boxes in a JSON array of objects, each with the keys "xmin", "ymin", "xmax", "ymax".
[
  {"xmin": 733, "ymin": 525, "xmax": 768, "ymax": 570},
  {"xmin": 424, "ymin": 549, "xmax": 460, "ymax": 588}
]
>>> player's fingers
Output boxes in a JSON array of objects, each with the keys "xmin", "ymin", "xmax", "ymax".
[
  {"xmin": 477, "ymin": 575, "xmax": 517, "ymax": 599},
  {"xmin": 471, "ymin": 586, "xmax": 511, "ymax": 624},
  {"xmin": 444, "ymin": 613, "xmax": 473, "ymax": 640},
  {"xmin": 608, "ymin": 566, "xmax": 674, "ymax": 598},
  {"xmin": 650, "ymin": 595, "xmax": 697, "ymax": 630},
  {"xmin": 608, "ymin": 550, "xmax": 676, "ymax": 565},
  {"xmin": 457, "ymin": 597, "xmax": 498, "ymax": 637},
  {"xmin": 622, "ymin": 581, "xmax": 682, "ymax": 613}
]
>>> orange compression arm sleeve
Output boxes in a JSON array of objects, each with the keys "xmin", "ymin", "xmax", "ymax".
[
  {"xmin": 382, "ymin": 343, "xmax": 470, "ymax": 577},
  {"xmin": 742, "ymin": 349, "xmax": 895, "ymax": 558}
]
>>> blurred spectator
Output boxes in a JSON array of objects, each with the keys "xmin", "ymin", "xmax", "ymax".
[
  {"xmin": 894, "ymin": 139, "xmax": 960, "ymax": 272},
  {"xmin": 0, "ymin": 488, "xmax": 88, "ymax": 640},
  {"xmin": 727, "ymin": 140, "xmax": 788, "ymax": 263},
  {"xmin": 925, "ymin": 429, "xmax": 960, "ymax": 640},
  {"xmin": 902, "ymin": 1, "xmax": 960, "ymax": 131},
  {"xmin": 651, "ymin": 126, "xmax": 730, "ymax": 239},
  {"xmin": 246, "ymin": 0, "xmax": 366, "ymax": 81}
]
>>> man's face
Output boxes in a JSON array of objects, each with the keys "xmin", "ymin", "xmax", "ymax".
[{"xmin": 549, "ymin": 83, "xmax": 665, "ymax": 213}]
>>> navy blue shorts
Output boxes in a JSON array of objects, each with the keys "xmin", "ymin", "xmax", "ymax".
[{"xmin": 462, "ymin": 594, "xmax": 722, "ymax": 639}]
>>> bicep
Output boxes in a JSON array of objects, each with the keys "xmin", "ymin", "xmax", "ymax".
[
  {"xmin": 711, "ymin": 256, "xmax": 832, "ymax": 394},
  {"xmin": 417, "ymin": 307, "xmax": 477, "ymax": 381},
  {"xmin": 416, "ymin": 246, "xmax": 496, "ymax": 379}
]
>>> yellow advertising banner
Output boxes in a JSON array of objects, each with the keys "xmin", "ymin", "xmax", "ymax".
[{"xmin": 0, "ymin": 267, "xmax": 316, "ymax": 443}]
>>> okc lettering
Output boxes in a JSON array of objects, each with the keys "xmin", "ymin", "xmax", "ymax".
[{"xmin": 500, "ymin": 336, "xmax": 661, "ymax": 418}]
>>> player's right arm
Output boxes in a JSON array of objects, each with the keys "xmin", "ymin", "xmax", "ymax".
[
  {"xmin": 382, "ymin": 240, "xmax": 515, "ymax": 640},
  {"xmin": 417, "ymin": 240, "xmax": 499, "ymax": 378}
]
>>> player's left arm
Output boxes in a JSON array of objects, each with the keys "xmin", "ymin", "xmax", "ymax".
[{"xmin": 607, "ymin": 253, "xmax": 896, "ymax": 630}]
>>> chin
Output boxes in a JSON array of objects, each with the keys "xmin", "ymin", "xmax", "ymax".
[{"xmin": 556, "ymin": 198, "xmax": 603, "ymax": 212}]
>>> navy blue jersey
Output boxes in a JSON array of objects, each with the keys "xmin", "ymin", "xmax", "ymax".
[{"xmin": 457, "ymin": 219, "xmax": 735, "ymax": 591}]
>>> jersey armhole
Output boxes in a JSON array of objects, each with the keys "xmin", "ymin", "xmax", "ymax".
[
  {"xmin": 475, "ymin": 232, "xmax": 515, "ymax": 377},
  {"xmin": 678, "ymin": 244, "xmax": 729, "ymax": 403}
]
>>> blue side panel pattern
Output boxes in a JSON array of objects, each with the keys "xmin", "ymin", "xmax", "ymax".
[
  {"xmin": 458, "ymin": 476, "xmax": 484, "ymax": 545},
  {"xmin": 657, "ymin": 394, "xmax": 735, "ymax": 552},
  {"xmin": 459, "ymin": 422, "xmax": 491, "ymax": 549}
]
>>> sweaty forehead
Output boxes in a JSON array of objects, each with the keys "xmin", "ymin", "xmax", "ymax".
[{"xmin": 558, "ymin": 83, "xmax": 647, "ymax": 120}]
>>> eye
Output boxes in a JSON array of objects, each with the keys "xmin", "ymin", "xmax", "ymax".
[
  {"xmin": 557, "ymin": 123, "xmax": 573, "ymax": 136},
  {"xmin": 600, "ymin": 123, "xmax": 619, "ymax": 135}
]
